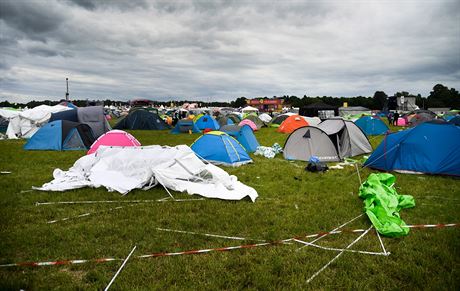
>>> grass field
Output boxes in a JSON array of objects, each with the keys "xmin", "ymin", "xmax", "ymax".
[{"xmin": 0, "ymin": 121, "xmax": 459, "ymax": 290}]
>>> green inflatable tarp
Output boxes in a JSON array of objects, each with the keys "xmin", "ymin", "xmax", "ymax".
[{"xmin": 359, "ymin": 173, "xmax": 415, "ymax": 237}]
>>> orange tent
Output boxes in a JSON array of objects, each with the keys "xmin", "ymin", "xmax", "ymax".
[{"xmin": 277, "ymin": 115, "xmax": 309, "ymax": 133}]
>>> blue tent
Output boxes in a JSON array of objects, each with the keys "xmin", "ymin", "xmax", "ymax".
[
  {"xmin": 170, "ymin": 119, "xmax": 201, "ymax": 134},
  {"xmin": 449, "ymin": 116, "xmax": 460, "ymax": 126},
  {"xmin": 191, "ymin": 131, "xmax": 252, "ymax": 166},
  {"xmin": 220, "ymin": 124, "xmax": 260, "ymax": 153},
  {"xmin": 355, "ymin": 116, "xmax": 389, "ymax": 135},
  {"xmin": 49, "ymin": 109, "xmax": 78, "ymax": 122},
  {"xmin": 24, "ymin": 120, "xmax": 95, "ymax": 151},
  {"xmin": 364, "ymin": 122, "xmax": 460, "ymax": 176},
  {"xmin": 195, "ymin": 115, "xmax": 220, "ymax": 130}
]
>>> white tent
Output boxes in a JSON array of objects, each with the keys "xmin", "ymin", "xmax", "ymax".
[
  {"xmin": 241, "ymin": 106, "xmax": 259, "ymax": 114},
  {"xmin": 35, "ymin": 145, "xmax": 258, "ymax": 202},
  {"xmin": 258, "ymin": 113, "xmax": 272, "ymax": 123},
  {"xmin": 0, "ymin": 105, "xmax": 71, "ymax": 139}
]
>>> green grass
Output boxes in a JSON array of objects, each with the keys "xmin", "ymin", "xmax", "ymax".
[{"xmin": 0, "ymin": 122, "xmax": 459, "ymax": 290}]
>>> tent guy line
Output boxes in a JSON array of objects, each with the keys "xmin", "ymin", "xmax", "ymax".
[{"xmin": 2, "ymin": 222, "xmax": 456, "ymax": 268}]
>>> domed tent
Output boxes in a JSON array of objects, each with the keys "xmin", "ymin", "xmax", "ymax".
[
  {"xmin": 269, "ymin": 113, "xmax": 295, "ymax": 127},
  {"xmin": 77, "ymin": 106, "xmax": 111, "ymax": 138},
  {"xmin": 364, "ymin": 122, "xmax": 460, "ymax": 176},
  {"xmin": 170, "ymin": 119, "xmax": 201, "ymax": 134},
  {"xmin": 396, "ymin": 117, "xmax": 408, "ymax": 126},
  {"xmin": 49, "ymin": 109, "xmax": 78, "ymax": 123},
  {"xmin": 191, "ymin": 131, "xmax": 252, "ymax": 166},
  {"xmin": 87, "ymin": 130, "xmax": 141, "ymax": 155},
  {"xmin": 244, "ymin": 114, "xmax": 264, "ymax": 129},
  {"xmin": 258, "ymin": 113, "xmax": 272, "ymax": 124},
  {"xmin": 24, "ymin": 120, "xmax": 95, "ymax": 151},
  {"xmin": 216, "ymin": 115, "xmax": 235, "ymax": 127},
  {"xmin": 406, "ymin": 109, "xmax": 436, "ymax": 127},
  {"xmin": 449, "ymin": 116, "xmax": 460, "ymax": 126},
  {"xmin": 114, "ymin": 109, "xmax": 170, "ymax": 130},
  {"xmin": 277, "ymin": 115, "xmax": 309, "ymax": 134},
  {"xmin": 239, "ymin": 119, "xmax": 258, "ymax": 131},
  {"xmin": 195, "ymin": 115, "xmax": 220, "ymax": 130},
  {"xmin": 283, "ymin": 118, "xmax": 372, "ymax": 162},
  {"xmin": 355, "ymin": 116, "xmax": 389, "ymax": 135},
  {"xmin": 220, "ymin": 124, "xmax": 260, "ymax": 153}
]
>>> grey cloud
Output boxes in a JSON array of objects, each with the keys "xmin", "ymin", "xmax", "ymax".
[
  {"xmin": 65, "ymin": 0, "xmax": 149, "ymax": 11},
  {"xmin": 0, "ymin": 0, "xmax": 66, "ymax": 41}
]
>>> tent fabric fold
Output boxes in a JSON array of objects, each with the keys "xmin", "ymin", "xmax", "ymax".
[
  {"xmin": 34, "ymin": 145, "xmax": 258, "ymax": 202},
  {"xmin": 359, "ymin": 173, "xmax": 415, "ymax": 237}
]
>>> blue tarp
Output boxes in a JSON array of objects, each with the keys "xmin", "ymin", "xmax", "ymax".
[{"xmin": 364, "ymin": 122, "xmax": 460, "ymax": 176}]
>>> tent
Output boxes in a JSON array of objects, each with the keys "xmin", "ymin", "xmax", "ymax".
[
  {"xmin": 195, "ymin": 115, "xmax": 220, "ymax": 130},
  {"xmin": 277, "ymin": 115, "xmax": 309, "ymax": 134},
  {"xmin": 406, "ymin": 109, "xmax": 436, "ymax": 127},
  {"xmin": 283, "ymin": 118, "xmax": 372, "ymax": 162},
  {"xmin": 77, "ymin": 106, "xmax": 111, "ymax": 138},
  {"xmin": 355, "ymin": 116, "xmax": 389, "ymax": 135},
  {"xmin": 299, "ymin": 102, "xmax": 338, "ymax": 118},
  {"xmin": 339, "ymin": 106, "xmax": 372, "ymax": 117},
  {"xmin": 114, "ymin": 109, "xmax": 170, "ymax": 130},
  {"xmin": 241, "ymin": 106, "xmax": 259, "ymax": 115},
  {"xmin": 244, "ymin": 114, "xmax": 264, "ymax": 129},
  {"xmin": 49, "ymin": 108, "xmax": 78, "ymax": 122},
  {"xmin": 216, "ymin": 115, "xmax": 235, "ymax": 127},
  {"xmin": 303, "ymin": 116, "xmax": 321, "ymax": 126},
  {"xmin": 24, "ymin": 120, "xmax": 95, "ymax": 151},
  {"xmin": 36, "ymin": 145, "xmax": 258, "ymax": 201},
  {"xmin": 269, "ymin": 113, "xmax": 295, "ymax": 127},
  {"xmin": 239, "ymin": 119, "xmax": 258, "ymax": 131},
  {"xmin": 191, "ymin": 131, "xmax": 252, "ymax": 166},
  {"xmin": 449, "ymin": 116, "xmax": 460, "ymax": 126},
  {"xmin": 396, "ymin": 117, "xmax": 408, "ymax": 126},
  {"xmin": 1, "ymin": 105, "xmax": 72, "ymax": 139},
  {"xmin": 87, "ymin": 130, "xmax": 141, "ymax": 155},
  {"xmin": 220, "ymin": 124, "xmax": 260, "ymax": 153},
  {"xmin": 364, "ymin": 122, "xmax": 460, "ymax": 176},
  {"xmin": 0, "ymin": 116, "xmax": 8, "ymax": 133},
  {"xmin": 258, "ymin": 113, "xmax": 272, "ymax": 124},
  {"xmin": 170, "ymin": 119, "xmax": 201, "ymax": 134}
]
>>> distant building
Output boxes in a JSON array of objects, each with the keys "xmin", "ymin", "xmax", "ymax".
[
  {"xmin": 387, "ymin": 96, "xmax": 418, "ymax": 112},
  {"xmin": 247, "ymin": 97, "xmax": 284, "ymax": 112}
]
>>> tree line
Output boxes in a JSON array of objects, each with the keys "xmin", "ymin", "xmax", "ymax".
[{"xmin": 1, "ymin": 84, "xmax": 458, "ymax": 110}]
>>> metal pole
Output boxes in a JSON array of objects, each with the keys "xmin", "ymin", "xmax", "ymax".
[{"xmin": 65, "ymin": 78, "xmax": 69, "ymax": 101}]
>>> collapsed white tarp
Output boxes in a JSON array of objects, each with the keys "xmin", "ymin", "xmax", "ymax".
[
  {"xmin": 34, "ymin": 145, "xmax": 258, "ymax": 202},
  {"xmin": 0, "ymin": 105, "xmax": 71, "ymax": 139}
]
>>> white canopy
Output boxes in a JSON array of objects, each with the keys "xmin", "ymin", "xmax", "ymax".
[{"xmin": 35, "ymin": 145, "xmax": 258, "ymax": 202}]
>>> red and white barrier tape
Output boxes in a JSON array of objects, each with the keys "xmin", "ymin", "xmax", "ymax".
[{"xmin": 1, "ymin": 222, "xmax": 457, "ymax": 268}]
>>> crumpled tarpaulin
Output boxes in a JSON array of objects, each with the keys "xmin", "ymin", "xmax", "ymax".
[
  {"xmin": 359, "ymin": 173, "xmax": 415, "ymax": 237},
  {"xmin": 34, "ymin": 145, "xmax": 258, "ymax": 202},
  {"xmin": 254, "ymin": 143, "xmax": 283, "ymax": 159}
]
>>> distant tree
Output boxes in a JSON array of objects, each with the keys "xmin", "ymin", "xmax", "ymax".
[
  {"xmin": 372, "ymin": 91, "xmax": 388, "ymax": 110},
  {"xmin": 230, "ymin": 97, "xmax": 247, "ymax": 108},
  {"xmin": 427, "ymin": 84, "xmax": 460, "ymax": 108}
]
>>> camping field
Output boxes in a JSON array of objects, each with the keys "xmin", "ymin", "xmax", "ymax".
[{"xmin": 0, "ymin": 122, "xmax": 459, "ymax": 290}]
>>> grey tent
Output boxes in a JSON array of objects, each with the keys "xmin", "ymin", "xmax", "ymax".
[
  {"xmin": 283, "ymin": 118, "xmax": 372, "ymax": 162},
  {"xmin": 77, "ymin": 106, "xmax": 111, "ymax": 138},
  {"xmin": 243, "ymin": 114, "xmax": 264, "ymax": 129}
]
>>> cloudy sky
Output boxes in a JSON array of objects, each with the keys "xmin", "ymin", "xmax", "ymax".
[{"xmin": 1, "ymin": 0, "xmax": 459, "ymax": 102}]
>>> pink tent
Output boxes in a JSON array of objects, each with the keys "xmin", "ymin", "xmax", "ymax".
[
  {"xmin": 87, "ymin": 130, "xmax": 141, "ymax": 155},
  {"xmin": 239, "ymin": 119, "xmax": 258, "ymax": 131},
  {"xmin": 396, "ymin": 117, "xmax": 407, "ymax": 126}
]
